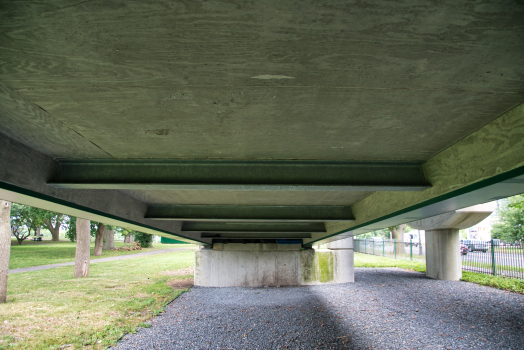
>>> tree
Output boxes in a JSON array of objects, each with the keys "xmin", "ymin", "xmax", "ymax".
[
  {"xmin": 93, "ymin": 223, "xmax": 106, "ymax": 256},
  {"xmin": 134, "ymin": 232, "xmax": 153, "ymax": 248},
  {"xmin": 66, "ymin": 217, "xmax": 110, "ymax": 256},
  {"xmin": 74, "ymin": 218, "xmax": 90, "ymax": 278},
  {"xmin": 492, "ymin": 195, "xmax": 524, "ymax": 242},
  {"xmin": 355, "ymin": 228, "xmax": 389, "ymax": 239},
  {"xmin": 388, "ymin": 224, "xmax": 406, "ymax": 256},
  {"xmin": 40, "ymin": 211, "xmax": 64, "ymax": 241},
  {"xmin": 115, "ymin": 227, "xmax": 134, "ymax": 243},
  {"xmin": 0, "ymin": 200, "xmax": 11, "ymax": 303},
  {"xmin": 65, "ymin": 216, "xmax": 76, "ymax": 242},
  {"xmin": 103, "ymin": 228, "xmax": 115, "ymax": 250},
  {"xmin": 10, "ymin": 204, "xmax": 43, "ymax": 245}
]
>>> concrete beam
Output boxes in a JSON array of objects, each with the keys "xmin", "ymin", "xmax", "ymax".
[
  {"xmin": 50, "ymin": 160, "xmax": 429, "ymax": 192},
  {"xmin": 181, "ymin": 221, "xmax": 326, "ymax": 233},
  {"xmin": 146, "ymin": 205, "xmax": 354, "ymax": 222},
  {"xmin": 0, "ymin": 134, "xmax": 209, "ymax": 245},
  {"xmin": 200, "ymin": 232, "xmax": 311, "ymax": 239},
  {"xmin": 146, "ymin": 205, "xmax": 353, "ymax": 222},
  {"xmin": 308, "ymin": 103, "xmax": 524, "ymax": 245}
]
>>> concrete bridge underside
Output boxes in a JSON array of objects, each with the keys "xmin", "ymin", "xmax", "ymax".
[{"xmin": 1, "ymin": 1, "xmax": 523, "ymax": 285}]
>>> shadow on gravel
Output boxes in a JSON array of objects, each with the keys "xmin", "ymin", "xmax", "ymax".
[
  {"xmin": 112, "ymin": 268, "xmax": 524, "ymax": 350},
  {"xmin": 112, "ymin": 286, "xmax": 361, "ymax": 350}
]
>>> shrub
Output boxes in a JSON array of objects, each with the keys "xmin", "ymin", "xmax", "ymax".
[{"xmin": 134, "ymin": 232, "xmax": 153, "ymax": 248}]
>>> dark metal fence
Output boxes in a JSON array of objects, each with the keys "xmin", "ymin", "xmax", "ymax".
[
  {"xmin": 461, "ymin": 240, "xmax": 524, "ymax": 279},
  {"xmin": 354, "ymin": 238, "xmax": 524, "ymax": 279},
  {"xmin": 354, "ymin": 239, "xmax": 426, "ymax": 261}
]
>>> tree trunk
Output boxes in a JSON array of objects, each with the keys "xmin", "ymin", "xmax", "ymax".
[
  {"xmin": 35, "ymin": 226, "xmax": 40, "ymax": 237},
  {"xmin": 74, "ymin": 218, "xmax": 90, "ymax": 278},
  {"xmin": 0, "ymin": 201, "xmax": 11, "ymax": 303},
  {"xmin": 43, "ymin": 216, "xmax": 62, "ymax": 241},
  {"xmin": 124, "ymin": 234, "xmax": 133, "ymax": 243},
  {"xmin": 93, "ymin": 223, "xmax": 105, "ymax": 256},
  {"xmin": 389, "ymin": 224, "xmax": 406, "ymax": 257},
  {"xmin": 50, "ymin": 226, "xmax": 60, "ymax": 241},
  {"xmin": 103, "ymin": 229, "xmax": 115, "ymax": 250}
]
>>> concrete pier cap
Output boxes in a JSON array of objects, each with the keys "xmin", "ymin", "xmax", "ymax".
[
  {"xmin": 408, "ymin": 202, "xmax": 496, "ymax": 281},
  {"xmin": 194, "ymin": 238, "xmax": 354, "ymax": 287}
]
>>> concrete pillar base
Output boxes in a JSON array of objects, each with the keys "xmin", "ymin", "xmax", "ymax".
[
  {"xmin": 425, "ymin": 229, "xmax": 462, "ymax": 281},
  {"xmin": 194, "ymin": 242, "xmax": 354, "ymax": 287}
]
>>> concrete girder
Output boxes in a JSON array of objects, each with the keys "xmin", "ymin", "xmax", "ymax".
[
  {"xmin": 0, "ymin": 134, "xmax": 209, "ymax": 246},
  {"xmin": 181, "ymin": 222, "xmax": 326, "ymax": 233},
  {"xmin": 200, "ymin": 233, "xmax": 311, "ymax": 239},
  {"xmin": 146, "ymin": 205, "xmax": 353, "ymax": 222},
  {"xmin": 50, "ymin": 160, "xmax": 430, "ymax": 192}
]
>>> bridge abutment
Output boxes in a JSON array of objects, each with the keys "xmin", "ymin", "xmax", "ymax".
[{"xmin": 194, "ymin": 239, "xmax": 354, "ymax": 287}]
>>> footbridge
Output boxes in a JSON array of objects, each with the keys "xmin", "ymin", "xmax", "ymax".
[{"xmin": 1, "ymin": 0, "xmax": 523, "ymax": 286}]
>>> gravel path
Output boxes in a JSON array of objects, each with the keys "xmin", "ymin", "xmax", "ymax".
[{"xmin": 113, "ymin": 268, "xmax": 524, "ymax": 350}]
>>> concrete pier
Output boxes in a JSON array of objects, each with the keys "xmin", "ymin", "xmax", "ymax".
[
  {"xmin": 194, "ymin": 240, "xmax": 354, "ymax": 287},
  {"xmin": 425, "ymin": 229, "xmax": 461, "ymax": 280},
  {"xmin": 409, "ymin": 204, "xmax": 495, "ymax": 281}
]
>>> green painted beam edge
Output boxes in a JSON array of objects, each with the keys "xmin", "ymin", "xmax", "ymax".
[
  {"xmin": 161, "ymin": 237, "xmax": 190, "ymax": 244},
  {"xmin": 0, "ymin": 180, "xmax": 209, "ymax": 245},
  {"xmin": 306, "ymin": 165, "xmax": 524, "ymax": 245}
]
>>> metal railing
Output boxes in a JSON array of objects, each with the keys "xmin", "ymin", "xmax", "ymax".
[
  {"xmin": 461, "ymin": 240, "xmax": 524, "ymax": 279},
  {"xmin": 355, "ymin": 238, "xmax": 524, "ymax": 279},
  {"xmin": 354, "ymin": 239, "xmax": 426, "ymax": 261}
]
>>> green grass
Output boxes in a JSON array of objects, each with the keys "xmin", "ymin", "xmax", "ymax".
[
  {"xmin": 354, "ymin": 252, "xmax": 426, "ymax": 273},
  {"xmin": 355, "ymin": 252, "xmax": 524, "ymax": 294},
  {"xmin": 0, "ymin": 250, "xmax": 195, "ymax": 350},
  {"xmin": 493, "ymin": 246, "xmax": 524, "ymax": 254},
  {"xmin": 461, "ymin": 271, "xmax": 524, "ymax": 294},
  {"xmin": 9, "ymin": 242, "xmax": 194, "ymax": 269},
  {"xmin": 461, "ymin": 260, "xmax": 524, "ymax": 274}
]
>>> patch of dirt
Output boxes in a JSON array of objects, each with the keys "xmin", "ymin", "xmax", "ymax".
[
  {"xmin": 168, "ymin": 278, "xmax": 194, "ymax": 290},
  {"xmin": 161, "ymin": 267, "xmax": 193, "ymax": 277}
]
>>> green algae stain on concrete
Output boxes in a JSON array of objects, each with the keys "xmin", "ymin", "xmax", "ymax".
[
  {"xmin": 300, "ymin": 250, "xmax": 318, "ymax": 283},
  {"xmin": 317, "ymin": 251, "xmax": 334, "ymax": 283}
]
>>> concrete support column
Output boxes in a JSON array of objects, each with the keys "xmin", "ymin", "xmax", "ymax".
[
  {"xmin": 325, "ymin": 237, "xmax": 354, "ymax": 283},
  {"xmin": 425, "ymin": 229, "xmax": 461, "ymax": 281},
  {"xmin": 408, "ymin": 205, "xmax": 494, "ymax": 281}
]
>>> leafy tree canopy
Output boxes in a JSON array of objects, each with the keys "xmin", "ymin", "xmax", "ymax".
[{"xmin": 491, "ymin": 194, "xmax": 524, "ymax": 242}]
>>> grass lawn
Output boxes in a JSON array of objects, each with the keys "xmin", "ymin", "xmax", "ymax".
[
  {"xmin": 9, "ymin": 242, "xmax": 194, "ymax": 269},
  {"xmin": 354, "ymin": 252, "xmax": 524, "ymax": 294},
  {"xmin": 460, "ymin": 271, "xmax": 524, "ymax": 294},
  {"xmin": 354, "ymin": 252, "xmax": 426, "ymax": 272},
  {"xmin": 0, "ymin": 250, "xmax": 195, "ymax": 350}
]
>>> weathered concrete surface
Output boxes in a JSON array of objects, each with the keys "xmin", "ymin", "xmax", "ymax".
[
  {"xmin": 0, "ymin": 1, "xmax": 523, "ymax": 246},
  {"xmin": 408, "ymin": 204, "xmax": 495, "ymax": 281},
  {"xmin": 326, "ymin": 237, "xmax": 354, "ymax": 250},
  {"xmin": 1, "ymin": 1, "xmax": 523, "ymax": 161},
  {"xmin": 0, "ymin": 134, "xmax": 206, "ymax": 244},
  {"xmin": 195, "ymin": 245, "xmax": 353, "ymax": 287},
  {"xmin": 408, "ymin": 202, "xmax": 496, "ymax": 231},
  {"xmin": 317, "ymin": 103, "xmax": 524, "ymax": 244},
  {"xmin": 425, "ymin": 229, "xmax": 461, "ymax": 281}
]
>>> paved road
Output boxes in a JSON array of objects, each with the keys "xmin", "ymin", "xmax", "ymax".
[
  {"xmin": 463, "ymin": 251, "xmax": 524, "ymax": 266},
  {"xmin": 8, "ymin": 248, "xmax": 189, "ymax": 274},
  {"xmin": 113, "ymin": 268, "xmax": 524, "ymax": 350}
]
